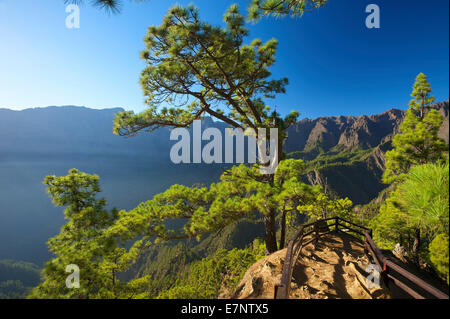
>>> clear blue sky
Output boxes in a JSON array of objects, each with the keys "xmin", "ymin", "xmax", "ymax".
[{"xmin": 0, "ymin": 0, "xmax": 448, "ymax": 119}]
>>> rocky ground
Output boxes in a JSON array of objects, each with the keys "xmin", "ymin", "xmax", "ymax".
[{"xmin": 222, "ymin": 233, "xmax": 390, "ymax": 299}]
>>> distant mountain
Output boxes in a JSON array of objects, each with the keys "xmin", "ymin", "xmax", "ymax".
[
  {"xmin": 285, "ymin": 108, "xmax": 404, "ymax": 154},
  {"xmin": 285, "ymin": 101, "xmax": 449, "ymax": 203},
  {"xmin": 0, "ymin": 106, "xmax": 229, "ymax": 264},
  {"xmin": 286, "ymin": 101, "xmax": 448, "ymax": 154},
  {"xmin": 0, "ymin": 102, "xmax": 448, "ymax": 264},
  {"xmin": 0, "ymin": 260, "xmax": 40, "ymax": 298},
  {"xmin": 0, "ymin": 106, "xmax": 171, "ymax": 160}
]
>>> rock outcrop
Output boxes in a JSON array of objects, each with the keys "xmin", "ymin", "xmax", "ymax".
[
  {"xmin": 288, "ymin": 101, "xmax": 449, "ymax": 204},
  {"xmin": 285, "ymin": 101, "xmax": 448, "ymax": 154},
  {"xmin": 223, "ymin": 233, "xmax": 390, "ymax": 299}
]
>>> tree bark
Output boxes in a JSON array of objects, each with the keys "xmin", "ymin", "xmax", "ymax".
[
  {"xmin": 412, "ymin": 228, "xmax": 421, "ymax": 263},
  {"xmin": 420, "ymin": 96, "xmax": 425, "ymax": 119},
  {"xmin": 259, "ymin": 122, "xmax": 284, "ymax": 254},
  {"xmin": 264, "ymin": 211, "xmax": 278, "ymax": 254},
  {"xmin": 279, "ymin": 210, "xmax": 287, "ymax": 250}
]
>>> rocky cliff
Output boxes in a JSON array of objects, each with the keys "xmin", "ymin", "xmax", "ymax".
[
  {"xmin": 221, "ymin": 233, "xmax": 390, "ymax": 299},
  {"xmin": 285, "ymin": 101, "xmax": 449, "ymax": 204},
  {"xmin": 286, "ymin": 101, "xmax": 449, "ymax": 154}
]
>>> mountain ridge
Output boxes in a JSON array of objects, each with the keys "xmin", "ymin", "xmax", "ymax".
[
  {"xmin": 287, "ymin": 101, "xmax": 448, "ymax": 203},
  {"xmin": 0, "ymin": 101, "xmax": 448, "ymax": 263}
]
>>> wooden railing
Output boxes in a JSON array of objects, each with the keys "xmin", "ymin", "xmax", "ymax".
[
  {"xmin": 364, "ymin": 232, "xmax": 449, "ymax": 299},
  {"xmin": 274, "ymin": 217, "xmax": 449, "ymax": 299}
]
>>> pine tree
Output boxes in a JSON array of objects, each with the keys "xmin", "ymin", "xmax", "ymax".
[
  {"xmin": 297, "ymin": 191, "xmax": 353, "ymax": 221},
  {"xmin": 383, "ymin": 73, "xmax": 448, "ymax": 184},
  {"xmin": 371, "ymin": 162, "xmax": 449, "ymax": 265},
  {"xmin": 409, "ymin": 73, "xmax": 435, "ymax": 119},
  {"xmin": 113, "ymin": 4, "xmax": 297, "ymax": 141},
  {"xmin": 369, "ymin": 196, "xmax": 411, "ymax": 250},
  {"xmin": 399, "ymin": 162, "xmax": 449, "ymax": 237},
  {"xmin": 29, "ymin": 169, "xmax": 150, "ymax": 299},
  {"xmin": 108, "ymin": 159, "xmax": 354, "ymax": 254},
  {"xmin": 429, "ymin": 234, "xmax": 449, "ymax": 284},
  {"xmin": 112, "ymin": 4, "xmax": 306, "ymax": 252},
  {"xmin": 248, "ymin": 0, "xmax": 327, "ymax": 20},
  {"xmin": 221, "ymin": 159, "xmax": 315, "ymax": 252},
  {"xmin": 107, "ymin": 160, "xmax": 324, "ymax": 254},
  {"xmin": 64, "ymin": 0, "xmax": 148, "ymax": 13},
  {"xmin": 66, "ymin": 0, "xmax": 327, "ymax": 20}
]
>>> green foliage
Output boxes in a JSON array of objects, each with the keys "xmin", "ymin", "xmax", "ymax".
[
  {"xmin": 132, "ymin": 241, "xmax": 198, "ymax": 297},
  {"xmin": 383, "ymin": 73, "xmax": 448, "ymax": 183},
  {"xmin": 368, "ymin": 74, "xmax": 448, "ymax": 282},
  {"xmin": 409, "ymin": 73, "xmax": 435, "ymax": 118},
  {"xmin": 156, "ymin": 240, "xmax": 266, "ymax": 299},
  {"xmin": 129, "ymin": 220, "xmax": 265, "ymax": 298},
  {"xmin": 300, "ymin": 147, "xmax": 374, "ymax": 171},
  {"xmin": 291, "ymin": 147, "xmax": 358, "ymax": 221},
  {"xmin": 156, "ymin": 285, "xmax": 201, "ymax": 299},
  {"xmin": 106, "ymin": 177, "xmax": 252, "ymax": 244},
  {"xmin": 288, "ymin": 144, "xmax": 391, "ymax": 205},
  {"xmin": 0, "ymin": 280, "xmax": 30, "ymax": 299},
  {"xmin": 275, "ymin": 176, "xmax": 317, "ymax": 227},
  {"xmin": 111, "ymin": 4, "xmax": 316, "ymax": 253},
  {"xmin": 29, "ymin": 169, "xmax": 150, "ymax": 299},
  {"xmin": 0, "ymin": 260, "xmax": 41, "ymax": 299},
  {"xmin": 353, "ymin": 185, "xmax": 395, "ymax": 227},
  {"xmin": 113, "ymin": 4, "xmax": 296, "ymax": 138},
  {"xmin": 429, "ymin": 234, "xmax": 449, "ymax": 284},
  {"xmin": 373, "ymin": 163, "xmax": 449, "ymax": 248},
  {"xmin": 369, "ymin": 195, "xmax": 411, "ymax": 250},
  {"xmin": 297, "ymin": 190, "xmax": 353, "ymax": 221},
  {"xmin": 64, "ymin": 0, "xmax": 149, "ymax": 14},
  {"xmin": 370, "ymin": 163, "xmax": 449, "ymax": 282},
  {"xmin": 397, "ymin": 163, "xmax": 449, "ymax": 237},
  {"xmin": 65, "ymin": 0, "xmax": 327, "ymax": 20},
  {"xmin": 107, "ymin": 158, "xmax": 356, "ymax": 256},
  {"xmin": 107, "ymin": 160, "xmax": 310, "ymax": 252},
  {"xmin": 0, "ymin": 260, "xmax": 41, "ymax": 287},
  {"xmin": 248, "ymin": 0, "xmax": 327, "ymax": 20}
]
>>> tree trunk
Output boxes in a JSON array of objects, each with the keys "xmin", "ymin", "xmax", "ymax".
[
  {"xmin": 257, "ymin": 125, "xmax": 283, "ymax": 254},
  {"xmin": 279, "ymin": 210, "xmax": 287, "ymax": 250},
  {"xmin": 420, "ymin": 96, "xmax": 425, "ymax": 119},
  {"xmin": 412, "ymin": 228, "xmax": 420, "ymax": 263},
  {"xmin": 264, "ymin": 211, "xmax": 278, "ymax": 254}
]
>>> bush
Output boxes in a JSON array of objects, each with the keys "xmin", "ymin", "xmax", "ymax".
[
  {"xmin": 429, "ymin": 234, "xmax": 449, "ymax": 284},
  {"xmin": 157, "ymin": 239, "xmax": 266, "ymax": 299}
]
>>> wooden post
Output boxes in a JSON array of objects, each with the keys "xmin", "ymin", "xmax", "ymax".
[
  {"xmin": 335, "ymin": 217, "xmax": 339, "ymax": 234},
  {"xmin": 381, "ymin": 263, "xmax": 390, "ymax": 290}
]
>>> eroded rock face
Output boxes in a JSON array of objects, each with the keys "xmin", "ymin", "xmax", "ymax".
[
  {"xmin": 285, "ymin": 101, "xmax": 449, "ymax": 154},
  {"xmin": 220, "ymin": 249, "xmax": 286, "ymax": 299},
  {"xmin": 223, "ymin": 234, "xmax": 391, "ymax": 299},
  {"xmin": 291, "ymin": 101, "xmax": 449, "ymax": 205}
]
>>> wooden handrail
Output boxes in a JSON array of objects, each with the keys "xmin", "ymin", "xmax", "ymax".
[
  {"xmin": 337, "ymin": 217, "xmax": 372, "ymax": 232},
  {"xmin": 383, "ymin": 258, "xmax": 449, "ymax": 299},
  {"xmin": 275, "ymin": 220, "xmax": 320, "ymax": 299},
  {"xmin": 274, "ymin": 217, "xmax": 449, "ymax": 299}
]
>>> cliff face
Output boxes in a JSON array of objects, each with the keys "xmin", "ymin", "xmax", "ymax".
[
  {"xmin": 286, "ymin": 102, "xmax": 448, "ymax": 154},
  {"xmin": 285, "ymin": 101, "xmax": 449, "ymax": 204},
  {"xmin": 285, "ymin": 108, "xmax": 405, "ymax": 154}
]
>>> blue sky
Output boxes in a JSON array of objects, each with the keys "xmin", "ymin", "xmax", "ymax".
[{"xmin": 0, "ymin": 0, "xmax": 448, "ymax": 119}]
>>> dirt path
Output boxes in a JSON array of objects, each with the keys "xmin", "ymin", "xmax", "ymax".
[{"xmin": 224, "ymin": 233, "xmax": 390, "ymax": 299}]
